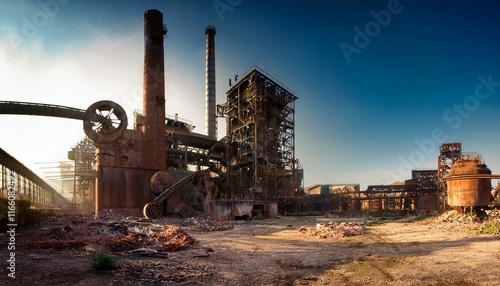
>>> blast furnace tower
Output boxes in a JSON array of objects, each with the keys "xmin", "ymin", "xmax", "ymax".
[{"xmin": 225, "ymin": 66, "xmax": 298, "ymax": 199}]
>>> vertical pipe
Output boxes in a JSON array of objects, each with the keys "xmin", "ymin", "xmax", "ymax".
[
  {"xmin": 143, "ymin": 9, "xmax": 167, "ymax": 170},
  {"xmin": 205, "ymin": 25, "xmax": 217, "ymax": 140}
]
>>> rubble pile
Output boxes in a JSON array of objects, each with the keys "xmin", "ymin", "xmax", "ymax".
[
  {"xmin": 104, "ymin": 233, "xmax": 148, "ymax": 252},
  {"xmin": 487, "ymin": 209, "xmax": 500, "ymax": 221},
  {"xmin": 438, "ymin": 210, "xmax": 483, "ymax": 223},
  {"xmin": 437, "ymin": 209, "xmax": 500, "ymax": 224},
  {"xmin": 149, "ymin": 226, "xmax": 196, "ymax": 252},
  {"xmin": 23, "ymin": 214, "xmax": 199, "ymax": 254},
  {"xmin": 298, "ymin": 222, "xmax": 364, "ymax": 238},
  {"xmin": 95, "ymin": 225, "xmax": 196, "ymax": 253},
  {"xmin": 26, "ymin": 226, "xmax": 87, "ymax": 250},
  {"xmin": 430, "ymin": 209, "xmax": 500, "ymax": 234},
  {"xmin": 183, "ymin": 215, "xmax": 234, "ymax": 232}
]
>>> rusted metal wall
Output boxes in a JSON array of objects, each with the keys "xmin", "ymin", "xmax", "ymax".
[
  {"xmin": 95, "ymin": 167, "xmax": 155, "ymax": 209},
  {"xmin": 447, "ymin": 159, "xmax": 492, "ymax": 208},
  {"xmin": 95, "ymin": 130, "xmax": 154, "ymax": 210}
]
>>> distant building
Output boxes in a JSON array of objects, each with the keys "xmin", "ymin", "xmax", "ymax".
[{"xmin": 305, "ymin": 184, "xmax": 360, "ymax": 195}]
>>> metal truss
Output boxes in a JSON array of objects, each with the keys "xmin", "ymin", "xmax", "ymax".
[{"xmin": 224, "ymin": 66, "xmax": 298, "ymax": 199}]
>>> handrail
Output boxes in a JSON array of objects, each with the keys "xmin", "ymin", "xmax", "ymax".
[
  {"xmin": 443, "ymin": 174, "xmax": 500, "ymax": 181},
  {"xmin": 227, "ymin": 65, "xmax": 297, "ymax": 98}
]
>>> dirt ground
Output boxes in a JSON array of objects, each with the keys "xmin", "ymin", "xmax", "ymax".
[{"xmin": 1, "ymin": 211, "xmax": 500, "ymax": 286}]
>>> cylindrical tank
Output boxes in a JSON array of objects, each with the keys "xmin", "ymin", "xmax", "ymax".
[{"xmin": 447, "ymin": 159, "xmax": 491, "ymax": 208}]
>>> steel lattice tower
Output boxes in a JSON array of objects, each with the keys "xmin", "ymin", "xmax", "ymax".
[{"xmin": 224, "ymin": 66, "xmax": 298, "ymax": 199}]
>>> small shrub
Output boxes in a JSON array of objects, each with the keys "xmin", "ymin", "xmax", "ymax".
[
  {"xmin": 54, "ymin": 211, "xmax": 65, "ymax": 217},
  {"xmin": 17, "ymin": 199, "xmax": 32, "ymax": 212},
  {"xmin": 477, "ymin": 224, "xmax": 500, "ymax": 235},
  {"xmin": 0, "ymin": 197, "xmax": 10, "ymax": 219},
  {"xmin": 92, "ymin": 253, "xmax": 118, "ymax": 271}
]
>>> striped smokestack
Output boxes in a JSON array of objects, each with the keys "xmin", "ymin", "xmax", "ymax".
[
  {"xmin": 143, "ymin": 9, "xmax": 166, "ymax": 170},
  {"xmin": 205, "ymin": 25, "xmax": 216, "ymax": 139}
]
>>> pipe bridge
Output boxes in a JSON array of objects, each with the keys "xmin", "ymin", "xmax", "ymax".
[{"xmin": 0, "ymin": 100, "xmax": 128, "ymax": 143}]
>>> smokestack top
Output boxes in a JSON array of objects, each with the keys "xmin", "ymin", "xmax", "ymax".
[
  {"xmin": 144, "ymin": 10, "xmax": 167, "ymax": 37},
  {"xmin": 205, "ymin": 25, "xmax": 216, "ymax": 35},
  {"xmin": 145, "ymin": 9, "xmax": 162, "ymax": 16}
]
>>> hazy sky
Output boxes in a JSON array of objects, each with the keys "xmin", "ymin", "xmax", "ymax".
[{"xmin": 0, "ymin": 0, "xmax": 499, "ymax": 190}]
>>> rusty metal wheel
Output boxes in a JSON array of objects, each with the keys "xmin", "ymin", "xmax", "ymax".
[
  {"xmin": 175, "ymin": 203, "xmax": 194, "ymax": 218},
  {"xmin": 83, "ymin": 100, "xmax": 127, "ymax": 143},
  {"xmin": 143, "ymin": 202, "xmax": 162, "ymax": 219}
]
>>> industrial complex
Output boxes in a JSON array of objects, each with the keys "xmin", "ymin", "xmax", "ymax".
[{"xmin": 1, "ymin": 9, "xmax": 499, "ymax": 222}]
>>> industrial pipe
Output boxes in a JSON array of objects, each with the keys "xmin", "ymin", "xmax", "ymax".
[
  {"xmin": 0, "ymin": 101, "xmax": 86, "ymax": 120},
  {"xmin": 0, "ymin": 100, "xmax": 127, "ymax": 143}
]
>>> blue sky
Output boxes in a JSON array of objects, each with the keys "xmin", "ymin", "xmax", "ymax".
[{"xmin": 0, "ymin": 0, "xmax": 499, "ymax": 190}]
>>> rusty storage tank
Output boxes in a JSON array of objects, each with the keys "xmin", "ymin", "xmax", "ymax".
[{"xmin": 446, "ymin": 156, "xmax": 491, "ymax": 209}]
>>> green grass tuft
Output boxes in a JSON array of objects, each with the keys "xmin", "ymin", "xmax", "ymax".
[
  {"xmin": 477, "ymin": 224, "xmax": 500, "ymax": 235},
  {"xmin": 92, "ymin": 253, "xmax": 118, "ymax": 271}
]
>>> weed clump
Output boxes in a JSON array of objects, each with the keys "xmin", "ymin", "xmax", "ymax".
[
  {"xmin": 476, "ymin": 223, "xmax": 500, "ymax": 235},
  {"xmin": 92, "ymin": 253, "xmax": 118, "ymax": 271}
]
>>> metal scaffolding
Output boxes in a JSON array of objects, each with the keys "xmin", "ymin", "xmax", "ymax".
[
  {"xmin": 224, "ymin": 66, "xmax": 299, "ymax": 199},
  {"xmin": 70, "ymin": 137, "xmax": 96, "ymax": 212},
  {"xmin": 437, "ymin": 142, "xmax": 462, "ymax": 210}
]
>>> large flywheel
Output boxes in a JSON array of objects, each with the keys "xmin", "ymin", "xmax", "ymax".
[{"xmin": 83, "ymin": 100, "xmax": 127, "ymax": 143}]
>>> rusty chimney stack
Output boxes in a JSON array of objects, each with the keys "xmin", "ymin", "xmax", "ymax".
[
  {"xmin": 205, "ymin": 25, "xmax": 216, "ymax": 140},
  {"xmin": 142, "ymin": 9, "xmax": 166, "ymax": 170}
]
